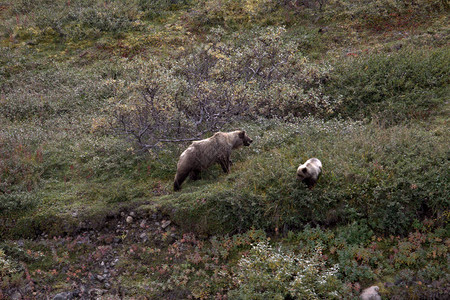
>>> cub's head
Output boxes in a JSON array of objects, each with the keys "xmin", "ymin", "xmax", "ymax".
[
  {"xmin": 238, "ymin": 130, "xmax": 253, "ymax": 146},
  {"xmin": 296, "ymin": 166, "xmax": 310, "ymax": 180}
]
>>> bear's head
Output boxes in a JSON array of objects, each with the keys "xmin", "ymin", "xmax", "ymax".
[
  {"xmin": 296, "ymin": 166, "xmax": 309, "ymax": 181},
  {"xmin": 239, "ymin": 130, "xmax": 253, "ymax": 146}
]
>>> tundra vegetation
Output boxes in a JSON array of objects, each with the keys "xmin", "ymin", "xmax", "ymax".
[{"xmin": 0, "ymin": 0, "xmax": 449, "ymax": 298}]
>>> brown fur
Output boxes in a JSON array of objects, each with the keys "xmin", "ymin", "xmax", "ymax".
[{"xmin": 174, "ymin": 130, "xmax": 252, "ymax": 191}]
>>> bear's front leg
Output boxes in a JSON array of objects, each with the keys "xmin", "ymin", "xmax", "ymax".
[{"xmin": 219, "ymin": 157, "xmax": 231, "ymax": 173}]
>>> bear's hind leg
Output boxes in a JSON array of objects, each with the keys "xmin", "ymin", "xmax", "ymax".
[
  {"xmin": 174, "ymin": 170, "xmax": 190, "ymax": 191},
  {"xmin": 189, "ymin": 169, "xmax": 201, "ymax": 181}
]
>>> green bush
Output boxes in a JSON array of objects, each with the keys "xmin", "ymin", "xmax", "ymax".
[
  {"xmin": 110, "ymin": 27, "xmax": 332, "ymax": 150},
  {"xmin": 166, "ymin": 119, "xmax": 449, "ymax": 236},
  {"xmin": 0, "ymin": 249, "xmax": 19, "ymax": 278},
  {"xmin": 185, "ymin": 0, "xmax": 280, "ymax": 29},
  {"xmin": 0, "ymin": 192, "xmax": 38, "ymax": 215},
  {"xmin": 138, "ymin": 0, "xmax": 189, "ymax": 20},
  {"xmin": 6, "ymin": 0, "xmax": 145, "ymax": 43},
  {"xmin": 228, "ymin": 241, "xmax": 347, "ymax": 299},
  {"xmin": 326, "ymin": 48, "xmax": 450, "ymax": 124},
  {"xmin": 323, "ymin": 0, "xmax": 449, "ymax": 26}
]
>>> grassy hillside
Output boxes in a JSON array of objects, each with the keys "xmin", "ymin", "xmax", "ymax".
[{"xmin": 1, "ymin": 0, "xmax": 449, "ymax": 298}]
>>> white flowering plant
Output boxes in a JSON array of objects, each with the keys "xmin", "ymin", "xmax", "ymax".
[{"xmin": 229, "ymin": 241, "xmax": 346, "ymax": 299}]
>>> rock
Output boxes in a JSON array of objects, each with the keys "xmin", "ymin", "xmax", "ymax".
[
  {"xmin": 126, "ymin": 216, "xmax": 133, "ymax": 223},
  {"xmin": 52, "ymin": 292, "xmax": 73, "ymax": 300},
  {"xmin": 129, "ymin": 211, "xmax": 135, "ymax": 217},
  {"xmin": 89, "ymin": 288, "xmax": 106, "ymax": 297},
  {"xmin": 140, "ymin": 232, "xmax": 147, "ymax": 239},
  {"xmin": 10, "ymin": 291, "xmax": 22, "ymax": 300},
  {"xmin": 97, "ymin": 274, "xmax": 105, "ymax": 282},
  {"xmin": 161, "ymin": 220, "xmax": 171, "ymax": 229},
  {"xmin": 79, "ymin": 285, "xmax": 86, "ymax": 294},
  {"xmin": 140, "ymin": 220, "xmax": 147, "ymax": 228},
  {"xmin": 360, "ymin": 285, "xmax": 381, "ymax": 300}
]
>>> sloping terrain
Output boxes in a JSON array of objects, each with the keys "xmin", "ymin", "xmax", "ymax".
[{"xmin": 1, "ymin": 1, "xmax": 449, "ymax": 299}]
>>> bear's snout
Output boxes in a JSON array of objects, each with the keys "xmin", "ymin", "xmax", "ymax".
[{"xmin": 244, "ymin": 139, "xmax": 253, "ymax": 146}]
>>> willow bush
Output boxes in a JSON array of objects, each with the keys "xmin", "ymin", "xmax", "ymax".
[{"xmin": 110, "ymin": 26, "xmax": 332, "ymax": 150}]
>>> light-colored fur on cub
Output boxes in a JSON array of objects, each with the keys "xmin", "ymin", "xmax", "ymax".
[
  {"xmin": 297, "ymin": 158, "xmax": 322, "ymax": 189},
  {"xmin": 174, "ymin": 130, "xmax": 253, "ymax": 191}
]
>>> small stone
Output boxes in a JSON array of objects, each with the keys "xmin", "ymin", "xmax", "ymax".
[
  {"xmin": 126, "ymin": 216, "xmax": 133, "ymax": 223},
  {"xmin": 11, "ymin": 291, "xmax": 22, "ymax": 300},
  {"xmin": 360, "ymin": 286, "xmax": 381, "ymax": 300},
  {"xmin": 161, "ymin": 220, "xmax": 171, "ymax": 229},
  {"xmin": 140, "ymin": 232, "xmax": 147, "ymax": 240},
  {"xmin": 52, "ymin": 292, "xmax": 72, "ymax": 300},
  {"xmin": 111, "ymin": 258, "xmax": 117, "ymax": 266},
  {"xmin": 104, "ymin": 283, "xmax": 111, "ymax": 289},
  {"xmin": 97, "ymin": 275, "xmax": 105, "ymax": 282},
  {"xmin": 129, "ymin": 211, "xmax": 135, "ymax": 217},
  {"xmin": 88, "ymin": 289, "xmax": 106, "ymax": 297},
  {"xmin": 100, "ymin": 261, "xmax": 105, "ymax": 266},
  {"xmin": 140, "ymin": 220, "xmax": 147, "ymax": 228}
]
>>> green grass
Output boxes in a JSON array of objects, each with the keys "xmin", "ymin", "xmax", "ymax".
[
  {"xmin": 326, "ymin": 47, "xmax": 450, "ymax": 124},
  {"xmin": 0, "ymin": 0, "xmax": 449, "ymax": 298},
  {"xmin": 151, "ymin": 119, "xmax": 449, "ymax": 236}
]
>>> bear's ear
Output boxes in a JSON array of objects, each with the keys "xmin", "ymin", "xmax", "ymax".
[
  {"xmin": 238, "ymin": 131, "xmax": 245, "ymax": 139},
  {"xmin": 302, "ymin": 168, "xmax": 308, "ymax": 174}
]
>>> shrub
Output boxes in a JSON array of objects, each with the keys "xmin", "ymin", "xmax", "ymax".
[
  {"xmin": 110, "ymin": 27, "xmax": 332, "ymax": 151},
  {"xmin": 322, "ymin": 0, "xmax": 449, "ymax": 27},
  {"xmin": 0, "ymin": 249, "xmax": 20, "ymax": 279},
  {"xmin": 326, "ymin": 47, "xmax": 450, "ymax": 124},
  {"xmin": 0, "ymin": 192, "xmax": 38, "ymax": 215},
  {"xmin": 138, "ymin": 0, "xmax": 189, "ymax": 20},
  {"xmin": 229, "ymin": 241, "xmax": 346, "ymax": 299},
  {"xmin": 185, "ymin": 0, "xmax": 279, "ymax": 29},
  {"xmin": 166, "ymin": 119, "xmax": 448, "ymax": 236},
  {"xmin": 0, "ymin": 135, "xmax": 43, "ymax": 196}
]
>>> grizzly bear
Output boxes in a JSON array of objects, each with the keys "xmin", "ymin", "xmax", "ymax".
[
  {"xmin": 296, "ymin": 158, "xmax": 322, "ymax": 189},
  {"xmin": 174, "ymin": 130, "xmax": 253, "ymax": 191}
]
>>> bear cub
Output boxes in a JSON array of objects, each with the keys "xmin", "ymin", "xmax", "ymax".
[
  {"xmin": 297, "ymin": 158, "xmax": 322, "ymax": 189},
  {"xmin": 174, "ymin": 130, "xmax": 253, "ymax": 191}
]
